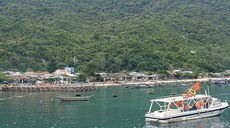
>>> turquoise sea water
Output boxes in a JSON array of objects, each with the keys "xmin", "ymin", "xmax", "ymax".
[{"xmin": 0, "ymin": 83, "xmax": 230, "ymax": 128}]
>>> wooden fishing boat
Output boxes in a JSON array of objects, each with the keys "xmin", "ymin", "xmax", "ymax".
[{"xmin": 56, "ymin": 95, "xmax": 94, "ymax": 101}]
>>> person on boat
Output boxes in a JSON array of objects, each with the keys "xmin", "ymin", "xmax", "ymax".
[
  {"xmin": 176, "ymin": 101, "xmax": 183, "ymax": 107},
  {"xmin": 195, "ymin": 102, "xmax": 201, "ymax": 109},
  {"xmin": 199, "ymin": 100, "xmax": 204, "ymax": 107},
  {"xmin": 182, "ymin": 82, "xmax": 201, "ymax": 98},
  {"xmin": 204, "ymin": 100, "xmax": 209, "ymax": 108},
  {"xmin": 176, "ymin": 101, "xmax": 184, "ymax": 111},
  {"xmin": 184, "ymin": 105, "xmax": 191, "ymax": 111},
  {"xmin": 182, "ymin": 88, "xmax": 196, "ymax": 98}
]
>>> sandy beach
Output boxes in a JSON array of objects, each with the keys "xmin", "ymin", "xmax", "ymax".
[{"xmin": 92, "ymin": 77, "xmax": 227, "ymax": 87}]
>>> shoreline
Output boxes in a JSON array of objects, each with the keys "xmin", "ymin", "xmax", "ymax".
[
  {"xmin": 0, "ymin": 78, "xmax": 227, "ymax": 91},
  {"xmin": 93, "ymin": 78, "xmax": 228, "ymax": 87},
  {"xmin": 1, "ymin": 78, "xmax": 228, "ymax": 88},
  {"xmin": 91, "ymin": 78, "xmax": 210, "ymax": 87}
]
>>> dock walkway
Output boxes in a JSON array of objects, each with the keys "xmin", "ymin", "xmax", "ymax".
[{"xmin": 0, "ymin": 85, "xmax": 96, "ymax": 92}]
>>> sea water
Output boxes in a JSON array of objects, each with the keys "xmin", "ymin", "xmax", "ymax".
[{"xmin": 0, "ymin": 83, "xmax": 229, "ymax": 128}]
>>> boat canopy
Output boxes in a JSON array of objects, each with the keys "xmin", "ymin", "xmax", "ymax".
[{"xmin": 150, "ymin": 94, "xmax": 211, "ymax": 103}]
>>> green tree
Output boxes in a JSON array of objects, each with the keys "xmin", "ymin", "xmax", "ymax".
[
  {"xmin": 174, "ymin": 72, "xmax": 183, "ymax": 79},
  {"xmin": 0, "ymin": 75, "xmax": 14, "ymax": 83},
  {"xmin": 92, "ymin": 74, "xmax": 104, "ymax": 82},
  {"xmin": 81, "ymin": 59, "xmax": 100, "ymax": 76},
  {"xmin": 157, "ymin": 70, "xmax": 170, "ymax": 79},
  {"xmin": 77, "ymin": 73, "xmax": 87, "ymax": 82},
  {"xmin": 47, "ymin": 58, "xmax": 58, "ymax": 73},
  {"xmin": 95, "ymin": 52, "xmax": 106, "ymax": 71}
]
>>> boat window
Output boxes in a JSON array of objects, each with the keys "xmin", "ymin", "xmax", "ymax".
[{"xmin": 213, "ymin": 99, "xmax": 221, "ymax": 105}]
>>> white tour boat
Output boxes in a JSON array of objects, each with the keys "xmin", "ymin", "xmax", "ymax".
[{"xmin": 145, "ymin": 82, "xmax": 228, "ymax": 123}]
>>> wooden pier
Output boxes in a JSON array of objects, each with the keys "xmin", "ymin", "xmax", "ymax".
[{"xmin": 0, "ymin": 85, "xmax": 96, "ymax": 92}]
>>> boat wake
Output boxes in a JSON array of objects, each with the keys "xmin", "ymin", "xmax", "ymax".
[
  {"xmin": 0, "ymin": 97, "xmax": 12, "ymax": 100},
  {"xmin": 0, "ymin": 93, "xmax": 42, "ymax": 100},
  {"xmin": 144, "ymin": 116, "xmax": 229, "ymax": 128}
]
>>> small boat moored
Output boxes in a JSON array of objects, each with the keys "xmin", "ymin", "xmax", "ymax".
[
  {"xmin": 133, "ymin": 84, "xmax": 151, "ymax": 88},
  {"xmin": 145, "ymin": 82, "xmax": 228, "ymax": 123},
  {"xmin": 75, "ymin": 93, "xmax": 81, "ymax": 96},
  {"xmin": 112, "ymin": 94, "xmax": 118, "ymax": 97},
  {"xmin": 56, "ymin": 95, "xmax": 94, "ymax": 101}
]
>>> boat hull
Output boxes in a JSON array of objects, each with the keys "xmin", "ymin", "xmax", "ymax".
[
  {"xmin": 56, "ymin": 95, "xmax": 94, "ymax": 101},
  {"xmin": 145, "ymin": 105, "xmax": 228, "ymax": 123}
]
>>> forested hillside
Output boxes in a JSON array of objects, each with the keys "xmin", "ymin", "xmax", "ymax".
[{"xmin": 0, "ymin": 0, "xmax": 230, "ymax": 74}]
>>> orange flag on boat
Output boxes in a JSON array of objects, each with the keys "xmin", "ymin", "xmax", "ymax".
[{"xmin": 192, "ymin": 82, "xmax": 200, "ymax": 91}]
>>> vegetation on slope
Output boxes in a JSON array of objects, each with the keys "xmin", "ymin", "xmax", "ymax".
[{"xmin": 0, "ymin": 0, "xmax": 230, "ymax": 75}]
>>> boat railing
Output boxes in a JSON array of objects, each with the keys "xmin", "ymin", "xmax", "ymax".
[{"xmin": 155, "ymin": 94, "xmax": 184, "ymax": 99}]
